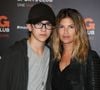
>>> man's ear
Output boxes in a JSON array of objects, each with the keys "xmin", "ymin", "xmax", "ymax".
[{"xmin": 26, "ymin": 24, "xmax": 33, "ymax": 32}]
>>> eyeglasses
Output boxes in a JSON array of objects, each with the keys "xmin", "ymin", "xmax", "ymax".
[{"xmin": 33, "ymin": 22, "xmax": 53, "ymax": 30}]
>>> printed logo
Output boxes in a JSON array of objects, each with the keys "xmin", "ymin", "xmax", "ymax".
[
  {"xmin": 17, "ymin": 0, "xmax": 53, "ymax": 7},
  {"xmin": 0, "ymin": 15, "xmax": 10, "ymax": 28},
  {"xmin": 84, "ymin": 17, "xmax": 95, "ymax": 35},
  {"xmin": 0, "ymin": 15, "xmax": 10, "ymax": 38}
]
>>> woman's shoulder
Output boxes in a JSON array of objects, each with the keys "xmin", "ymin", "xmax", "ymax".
[
  {"xmin": 86, "ymin": 50, "xmax": 100, "ymax": 90},
  {"xmin": 88, "ymin": 50, "xmax": 100, "ymax": 59},
  {"xmin": 87, "ymin": 50, "xmax": 100, "ymax": 64}
]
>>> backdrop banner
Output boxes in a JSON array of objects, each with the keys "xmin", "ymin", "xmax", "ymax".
[{"xmin": 0, "ymin": 0, "xmax": 100, "ymax": 56}]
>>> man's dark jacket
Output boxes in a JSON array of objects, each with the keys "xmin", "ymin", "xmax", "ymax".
[{"xmin": 0, "ymin": 39, "xmax": 53, "ymax": 90}]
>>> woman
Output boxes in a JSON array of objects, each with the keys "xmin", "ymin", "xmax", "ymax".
[{"xmin": 51, "ymin": 8, "xmax": 100, "ymax": 90}]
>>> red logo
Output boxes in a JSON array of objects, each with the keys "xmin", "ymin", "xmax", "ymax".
[
  {"xmin": 0, "ymin": 15, "xmax": 10, "ymax": 28},
  {"xmin": 84, "ymin": 17, "xmax": 95, "ymax": 30}
]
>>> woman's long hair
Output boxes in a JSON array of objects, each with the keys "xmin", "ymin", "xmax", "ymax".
[{"xmin": 51, "ymin": 8, "xmax": 90, "ymax": 63}]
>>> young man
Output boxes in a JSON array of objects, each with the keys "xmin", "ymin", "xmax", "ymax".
[{"xmin": 0, "ymin": 3, "xmax": 55, "ymax": 90}]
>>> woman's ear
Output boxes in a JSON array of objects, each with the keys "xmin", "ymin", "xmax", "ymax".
[{"xmin": 26, "ymin": 24, "xmax": 33, "ymax": 32}]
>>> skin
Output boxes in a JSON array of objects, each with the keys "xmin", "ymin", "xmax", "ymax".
[
  {"xmin": 58, "ymin": 17, "xmax": 76, "ymax": 71},
  {"xmin": 58, "ymin": 17, "xmax": 76, "ymax": 46},
  {"xmin": 26, "ymin": 20, "xmax": 52, "ymax": 56}
]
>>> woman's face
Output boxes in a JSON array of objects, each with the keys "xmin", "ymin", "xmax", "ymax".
[{"xmin": 58, "ymin": 17, "xmax": 76, "ymax": 45}]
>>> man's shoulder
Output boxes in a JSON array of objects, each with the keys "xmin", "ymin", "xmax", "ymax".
[{"xmin": 2, "ymin": 39, "xmax": 27, "ymax": 58}]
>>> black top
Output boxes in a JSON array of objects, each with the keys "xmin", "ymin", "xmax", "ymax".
[
  {"xmin": 52, "ymin": 60, "xmax": 82, "ymax": 90},
  {"xmin": 51, "ymin": 50, "xmax": 100, "ymax": 90}
]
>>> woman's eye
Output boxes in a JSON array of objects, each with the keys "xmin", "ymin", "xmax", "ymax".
[{"xmin": 69, "ymin": 25, "xmax": 75, "ymax": 29}]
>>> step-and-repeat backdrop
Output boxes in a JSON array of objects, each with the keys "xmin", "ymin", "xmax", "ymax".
[{"xmin": 0, "ymin": 0, "xmax": 100, "ymax": 56}]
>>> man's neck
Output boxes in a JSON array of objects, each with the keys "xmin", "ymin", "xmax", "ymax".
[{"xmin": 28, "ymin": 38, "xmax": 45, "ymax": 56}]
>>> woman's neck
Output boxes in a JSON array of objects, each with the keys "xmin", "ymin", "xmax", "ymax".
[
  {"xmin": 63, "ymin": 43, "xmax": 73, "ymax": 54},
  {"xmin": 59, "ymin": 43, "xmax": 73, "ymax": 71}
]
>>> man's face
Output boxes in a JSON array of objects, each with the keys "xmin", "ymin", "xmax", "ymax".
[{"xmin": 27, "ymin": 20, "xmax": 53, "ymax": 43}]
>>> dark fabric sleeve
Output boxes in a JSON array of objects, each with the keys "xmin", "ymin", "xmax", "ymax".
[
  {"xmin": 0, "ymin": 52, "xmax": 11, "ymax": 90},
  {"xmin": 87, "ymin": 50, "xmax": 100, "ymax": 90},
  {"xmin": 46, "ymin": 47, "xmax": 55, "ymax": 90}
]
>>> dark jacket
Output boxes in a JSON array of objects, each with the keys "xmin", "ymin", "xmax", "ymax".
[
  {"xmin": 86, "ymin": 50, "xmax": 100, "ymax": 90},
  {"xmin": 0, "ymin": 39, "xmax": 53, "ymax": 90},
  {"xmin": 51, "ymin": 50, "xmax": 100, "ymax": 90}
]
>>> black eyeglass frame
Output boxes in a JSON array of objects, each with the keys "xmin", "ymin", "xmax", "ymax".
[{"xmin": 33, "ymin": 22, "xmax": 54, "ymax": 30}]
